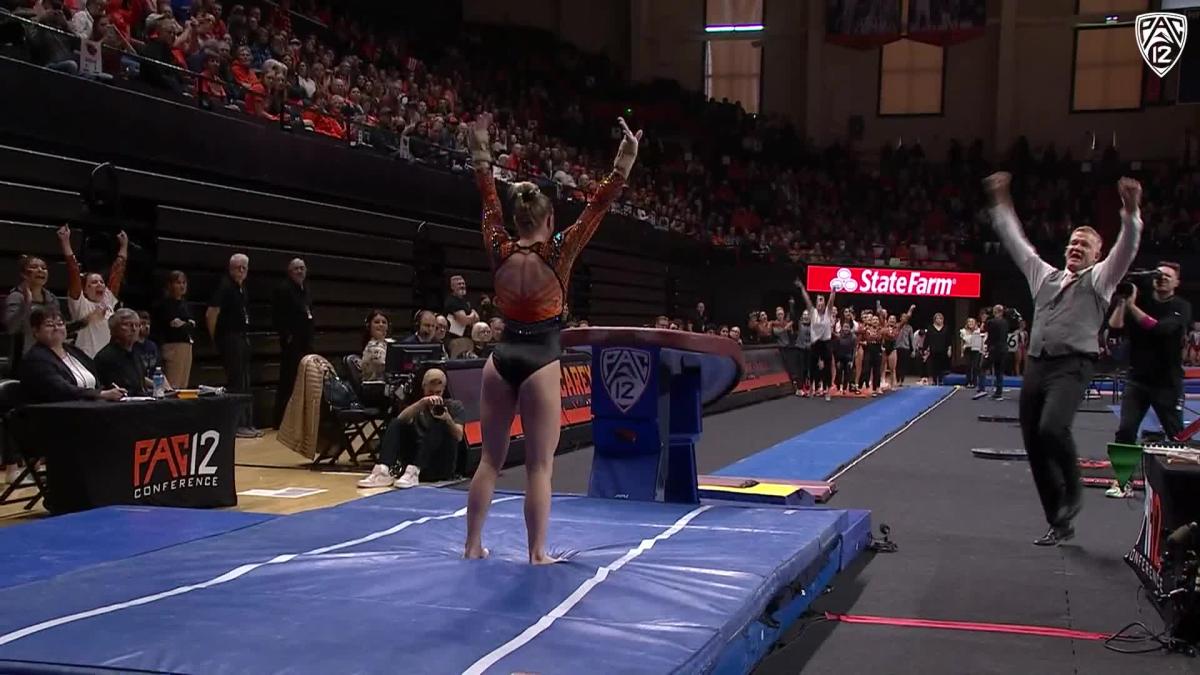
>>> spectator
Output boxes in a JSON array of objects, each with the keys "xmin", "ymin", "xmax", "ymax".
[
  {"xmin": 94, "ymin": 308, "xmax": 149, "ymax": 395},
  {"xmin": 206, "ymin": 253, "xmax": 259, "ymax": 438},
  {"xmin": 488, "ymin": 316, "xmax": 504, "ymax": 341},
  {"xmin": 360, "ymin": 309, "xmax": 390, "ymax": 381},
  {"xmin": 133, "ymin": 310, "xmax": 162, "ymax": 379},
  {"xmin": 153, "ymin": 270, "xmax": 195, "ymax": 389},
  {"xmin": 68, "ymin": 0, "xmax": 103, "ymax": 39},
  {"xmin": 4, "ymin": 254, "xmax": 57, "ymax": 362},
  {"xmin": 58, "ymin": 225, "xmax": 128, "ymax": 359},
  {"xmin": 272, "ymin": 258, "xmax": 314, "ymax": 428},
  {"xmin": 924, "ymin": 312, "xmax": 952, "ymax": 385},
  {"xmin": 444, "ymin": 274, "xmax": 479, "ymax": 339},
  {"xmin": 140, "ymin": 16, "xmax": 186, "ymax": 92},
  {"xmin": 357, "ymin": 368, "xmax": 464, "ymax": 489},
  {"xmin": 403, "ymin": 310, "xmax": 438, "ymax": 344},
  {"xmin": 17, "ymin": 306, "xmax": 125, "ymax": 403},
  {"xmin": 434, "ymin": 315, "xmax": 449, "ymax": 343}
]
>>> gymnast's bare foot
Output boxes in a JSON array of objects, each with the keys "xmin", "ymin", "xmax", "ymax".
[
  {"xmin": 529, "ymin": 551, "xmax": 562, "ymax": 565},
  {"xmin": 464, "ymin": 545, "xmax": 489, "ymax": 560}
]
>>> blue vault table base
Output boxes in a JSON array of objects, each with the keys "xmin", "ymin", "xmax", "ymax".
[
  {"xmin": 0, "ymin": 488, "xmax": 869, "ymax": 675},
  {"xmin": 562, "ymin": 328, "xmax": 744, "ymax": 505}
]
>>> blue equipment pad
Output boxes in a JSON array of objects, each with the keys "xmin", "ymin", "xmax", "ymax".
[
  {"xmin": 1108, "ymin": 404, "xmax": 1197, "ymax": 434},
  {"xmin": 714, "ymin": 386, "xmax": 950, "ymax": 481},
  {"xmin": 0, "ymin": 506, "xmax": 272, "ymax": 590},
  {"xmin": 0, "ymin": 488, "xmax": 853, "ymax": 675}
]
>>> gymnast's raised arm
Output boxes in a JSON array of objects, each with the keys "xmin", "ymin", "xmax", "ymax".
[
  {"xmin": 467, "ymin": 112, "xmax": 508, "ymax": 262},
  {"xmin": 555, "ymin": 117, "xmax": 642, "ymax": 275}
]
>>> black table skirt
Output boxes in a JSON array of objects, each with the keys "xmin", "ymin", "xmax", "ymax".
[{"xmin": 14, "ymin": 395, "xmax": 245, "ymax": 514}]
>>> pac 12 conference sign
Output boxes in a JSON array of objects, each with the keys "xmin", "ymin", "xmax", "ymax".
[{"xmin": 807, "ymin": 265, "xmax": 981, "ymax": 299}]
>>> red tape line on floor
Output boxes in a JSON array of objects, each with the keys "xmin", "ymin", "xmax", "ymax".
[{"xmin": 824, "ymin": 612, "xmax": 1111, "ymax": 641}]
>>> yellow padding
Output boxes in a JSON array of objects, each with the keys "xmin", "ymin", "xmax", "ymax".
[{"xmin": 698, "ymin": 482, "xmax": 801, "ymax": 497}]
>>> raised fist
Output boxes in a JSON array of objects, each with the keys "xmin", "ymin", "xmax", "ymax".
[
  {"xmin": 1118, "ymin": 177, "xmax": 1142, "ymax": 213},
  {"xmin": 982, "ymin": 172, "xmax": 1012, "ymax": 205}
]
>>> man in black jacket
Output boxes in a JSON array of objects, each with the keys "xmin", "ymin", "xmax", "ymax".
[
  {"xmin": 1108, "ymin": 263, "xmax": 1192, "ymax": 451},
  {"xmin": 974, "ymin": 304, "xmax": 1011, "ymax": 401},
  {"xmin": 271, "ymin": 258, "xmax": 313, "ymax": 427}
]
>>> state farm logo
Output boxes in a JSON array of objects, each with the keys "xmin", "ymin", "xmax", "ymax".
[
  {"xmin": 133, "ymin": 429, "xmax": 222, "ymax": 499},
  {"xmin": 830, "ymin": 268, "xmax": 958, "ymax": 296},
  {"xmin": 828, "ymin": 268, "xmax": 859, "ymax": 292}
]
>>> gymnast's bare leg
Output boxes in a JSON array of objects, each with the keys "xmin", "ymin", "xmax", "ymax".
[
  {"xmin": 464, "ymin": 358, "xmax": 517, "ymax": 560},
  {"xmin": 516, "ymin": 360, "xmax": 563, "ymax": 564}
]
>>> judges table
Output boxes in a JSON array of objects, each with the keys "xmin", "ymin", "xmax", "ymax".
[
  {"xmin": 14, "ymin": 395, "xmax": 244, "ymax": 514},
  {"xmin": 561, "ymin": 328, "xmax": 744, "ymax": 504},
  {"xmin": 1126, "ymin": 453, "xmax": 1200, "ymax": 643}
]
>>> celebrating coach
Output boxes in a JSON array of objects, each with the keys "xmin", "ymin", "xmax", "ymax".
[
  {"xmin": 1107, "ymin": 263, "xmax": 1191, "ymax": 452},
  {"xmin": 985, "ymin": 172, "xmax": 1142, "ymax": 547}
]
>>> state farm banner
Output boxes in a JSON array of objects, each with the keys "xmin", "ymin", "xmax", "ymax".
[{"xmin": 806, "ymin": 265, "xmax": 981, "ymax": 298}]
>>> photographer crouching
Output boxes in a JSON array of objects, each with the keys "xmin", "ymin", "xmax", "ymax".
[
  {"xmin": 1106, "ymin": 263, "xmax": 1192, "ymax": 494},
  {"xmin": 357, "ymin": 368, "xmax": 465, "ymax": 490}
]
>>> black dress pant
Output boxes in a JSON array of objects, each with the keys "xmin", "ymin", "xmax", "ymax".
[
  {"xmin": 965, "ymin": 349, "xmax": 981, "ymax": 387},
  {"xmin": 864, "ymin": 344, "xmax": 882, "ymax": 390},
  {"xmin": 219, "ymin": 333, "xmax": 252, "ymax": 428},
  {"xmin": 1019, "ymin": 354, "xmax": 1094, "ymax": 527},
  {"xmin": 792, "ymin": 347, "xmax": 810, "ymax": 390},
  {"xmin": 811, "ymin": 340, "xmax": 832, "ymax": 390},
  {"xmin": 1115, "ymin": 379, "xmax": 1183, "ymax": 444},
  {"xmin": 977, "ymin": 351, "xmax": 1007, "ymax": 397},
  {"xmin": 379, "ymin": 417, "xmax": 459, "ymax": 481}
]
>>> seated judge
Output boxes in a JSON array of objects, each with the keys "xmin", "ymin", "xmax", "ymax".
[
  {"xmin": 94, "ymin": 308, "xmax": 153, "ymax": 396},
  {"xmin": 17, "ymin": 306, "xmax": 125, "ymax": 403}
]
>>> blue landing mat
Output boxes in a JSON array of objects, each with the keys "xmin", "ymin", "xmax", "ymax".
[
  {"xmin": 1107, "ymin": 404, "xmax": 1198, "ymax": 434},
  {"xmin": 713, "ymin": 386, "xmax": 951, "ymax": 481},
  {"xmin": 0, "ymin": 506, "xmax": 272, "ymax": 591},
  {"xmin": 0, "ymin": 488, "xmax": 851, "ymax": 675}
]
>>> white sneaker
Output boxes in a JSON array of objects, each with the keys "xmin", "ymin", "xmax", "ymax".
[
  {"xmin": 1105, "ymin": 483, "xmax": 1133, "ymax": 499},
  {"xmin": 357, "ymin": 464, "xmax": 394, "ymax": 488},
  {"xmin": 394, "ymin": 466, "xmax": 420, "ymax": 489}
]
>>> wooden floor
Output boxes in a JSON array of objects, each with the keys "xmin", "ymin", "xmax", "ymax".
[{"xmin": 0, "ymin": 432, "xmax": 389, "ymax": 527}]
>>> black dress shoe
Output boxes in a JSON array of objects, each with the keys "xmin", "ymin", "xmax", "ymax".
[{"xmin": 1034, "ymin": 525, "xmax": 1075, "ymax": 546}]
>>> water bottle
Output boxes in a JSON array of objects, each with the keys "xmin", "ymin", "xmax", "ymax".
[{"xmin": 153, "ymin": 367, "xmax": 165, "ymax": 399}]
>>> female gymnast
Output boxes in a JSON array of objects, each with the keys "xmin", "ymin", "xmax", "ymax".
[{"xmin": 463, "ymin": 113, "xmax": 642, "ymax": 564}]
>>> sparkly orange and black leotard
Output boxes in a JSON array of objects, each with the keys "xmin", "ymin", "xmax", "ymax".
[{"xmin": 475, "ymin": 166, "xmax": 626, "ymax": 389}]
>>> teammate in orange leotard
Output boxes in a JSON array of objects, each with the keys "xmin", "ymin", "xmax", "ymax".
[{"xmin": 463, "ymin": 113, "xmax": 642, "ymax": 564}]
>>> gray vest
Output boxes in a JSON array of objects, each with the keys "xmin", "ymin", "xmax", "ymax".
[{"xmin": 1028, "ymin": 268, "xmax": 1106, "ymax": 358}]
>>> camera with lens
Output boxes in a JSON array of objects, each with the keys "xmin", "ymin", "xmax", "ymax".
[
  {"xmin": 431, "ymin": 403, "xmax": 447, "ymax": 416},
  {"xmin": 1115, "ymin": 269, "xmax": 1163, "ymax": 298},
  {"xmin": 1004, "ymin": 307, "xmax": 1022, "ymax": 321}
]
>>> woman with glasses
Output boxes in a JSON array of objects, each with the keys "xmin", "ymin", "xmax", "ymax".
[{"xmin": 16, "ymin": 306, "xmax": 125, "ymax": 404}]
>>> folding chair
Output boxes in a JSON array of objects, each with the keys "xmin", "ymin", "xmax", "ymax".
[
  {"xmin": 0, "ymin": 379, "xmax": 46, "ymax": 510},
  {"xmin": 312, "ymin": 357, "xmax": 388, "ymax": 469}
]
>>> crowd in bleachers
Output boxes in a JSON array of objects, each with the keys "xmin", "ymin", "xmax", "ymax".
[{"xmin": 6, "ymin": 0, "xmax": 1200, "ymax": 269}]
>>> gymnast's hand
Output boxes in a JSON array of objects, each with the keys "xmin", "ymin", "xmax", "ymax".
[
  {"xmin": 467, "ymin": 112, "xmax": 493, "ymax": 166},
  {"xmin": 613, "ymin": 116, "xmax": 643, "ymax": 179}
]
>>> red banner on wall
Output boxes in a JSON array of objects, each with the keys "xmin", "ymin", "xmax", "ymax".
[{"xmin": 806, "ymin": 265, "xmax": 981, "ymax": 298}]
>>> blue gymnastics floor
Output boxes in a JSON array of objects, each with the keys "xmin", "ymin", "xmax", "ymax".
[
  {"xmin": 945, "ymin": 373, "xmax": 1200, "ymax": 394},
  {"xmin": 0, "ymin": 488, "xmax": 862, "ymax": 674},
  {"xmin": 1107, "ymin": 404, "xmax": 1197, "ymax": 434},
  {"xmin": 713, "ymin": 386, "xmax": 952, "ymax": 481}
]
